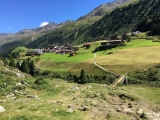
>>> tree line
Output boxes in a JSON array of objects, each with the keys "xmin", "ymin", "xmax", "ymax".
[{"xmin": 0, "ymin": 56, "xmax": 36, "ymax": 76}]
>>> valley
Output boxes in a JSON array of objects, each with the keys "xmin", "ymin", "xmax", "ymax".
[{"xmin": 0, "ymin": 0, "xmax": 160, "ymax": 119}]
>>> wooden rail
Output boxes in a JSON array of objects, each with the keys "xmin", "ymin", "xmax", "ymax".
[{"xmin": 110, "ymin": 74, "xmax": 127, "ymax": 87}]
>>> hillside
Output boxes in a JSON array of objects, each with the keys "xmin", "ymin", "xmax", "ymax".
[
  {"xmin": 0, "ymin": 58, "xmax": 160, "ymax": 120},
  {"xmin": 0, "ymin": 0, "xmax": 133, "ymax": 55},
  {"xmin": 26, "ymin": 0, "xmax": 160, "ymax": 49},
  {"xmin": 78, "ymin": 0, "xmax": 132, "ymax": 20},
  {"xmin": 1, "ymin": 37, "xmax": 160, "ymax": 119},
  {"xmin": 84, "ymin": 0, "xmax": 160, "ymax": 39},
  {"xmin": 0, "ymin": 60, "xmax": 160, "ymax": 119},
  {"xmin": 0, "ymin": 21, "xmax": 73, "ymax": 55},
  {"xmin": 26, "ymin": 0, "xmax": 138, "ymax": 48}
]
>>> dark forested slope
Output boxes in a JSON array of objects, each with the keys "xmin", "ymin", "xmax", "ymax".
[{"xmin": 85, "ymin": 0, "xmax": 160, "ymax": 39}]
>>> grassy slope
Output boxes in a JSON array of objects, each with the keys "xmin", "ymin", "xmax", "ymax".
[
  {"xmin": 33, "ymin": 38, "xmax": 160, "ymax": 75},
  {"xmin": 0, "ymin": 60, "xmax": 159, "ymax": 119},
  {"xmin": 0, "ymin": 78, "xmax": 160, "ymax": 120},
  {"xmin": 33, "ymin": 41, "xmax": 104, "ymax": 74},
  {"xmin": 1, "ymin": 38, "xmax": 160, "ymax": 120},
  {"xmin": 91, "ymin": 39, "xmax": 160, "ymax": 74}
]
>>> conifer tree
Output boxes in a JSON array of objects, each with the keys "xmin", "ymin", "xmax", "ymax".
[
  {"xmin": 79, "ymin": 69, "xmax": 87, "ymax": 84},
  {"xmin": 0, "ymin": 56, "xmax": 8, "ymax": 66},
  {"xmin": 16, "ymin": 61, "xmax": 21, "ymax": 70},
  {"xmin": 29, "ymin": 60, "xmax": 35, "ymax": 76},
  {"xmin": 9, "ymin": 56, "xmax": 16, "ymax": 67},
  {"xmin": 20, "ymin": 60, "xmax": 29, "ymax": 74}
]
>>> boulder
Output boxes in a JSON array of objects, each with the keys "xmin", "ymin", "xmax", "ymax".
[
  {"xmin": 137, "ymin": 108, "xmax": 143, "ymax": 115},
  {"xmin": 16, "ymin": 83, "xmax": 22, "ymax": 86},
  {"xmin": 0, "ymin": 106, "xmax": 5, "ymax": 112},
  {"xmin": 27, "ymin": 95, "xmax": 38, "ymax": 98},
  {"xmin": 16, "ymin": 73, "xmax": 25, "ymax": 78},
  {"xmin": 72, "ymin": 86, "xmax": 79, "ymax": 91},
  {"xmin": 66, "ymin": 108, "xmax": 74, "ymax": 113}
]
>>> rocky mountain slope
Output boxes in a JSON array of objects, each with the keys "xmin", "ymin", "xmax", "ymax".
[
  {"xmin": 15, "ymin": 20, "xmax": 74, "ymax": 35},
  {"xmin": 78, "ymin": 0, "xmax": 131, "ymax": 20},
  {"xmin": 0, "ymin": 20, "xmax": 73, "ymax": 45}
]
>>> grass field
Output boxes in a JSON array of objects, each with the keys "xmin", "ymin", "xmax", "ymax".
[
  {"xmin": 100, "ymin": 39, "xmax": 160, "ymax": 54},
  {"xmin": 32, "ymin": 39, "xmax": 160, "ymax": 74},
  {"xmin": 85, "ymin": 39, "xmax": 160, "ymax": 74},
  {"xmin": 38, "ymin": 53, "xmax": 94, "ymax": 63}
]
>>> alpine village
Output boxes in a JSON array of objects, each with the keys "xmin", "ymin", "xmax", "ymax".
[{"xmin": 1, "ymin": 0, "xmax": 160, "ymax": 120}]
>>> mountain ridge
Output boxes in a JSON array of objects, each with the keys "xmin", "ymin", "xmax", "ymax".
[
  {"xmin": 78, "ymin": 0, "xmax": 131, "ymax": 20},
  {"xmin": 0, "ymin": 20, "xmax": 74, "ymax": 36}
]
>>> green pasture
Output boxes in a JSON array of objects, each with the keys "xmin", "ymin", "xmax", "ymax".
[
  {"xmin": 38, "ymin": 53, "xmax": 94, "ymax": 63},
  {"xmin": 85, "ymin": 39, "xmax": 160, "ymax": 74},
  {"xmin": 100, "ymin": 39, "xmax": 160, "ymax": 55},
  {"xmin": 32, "ymin": 39, "xmax": 160, "ymax": 74}
]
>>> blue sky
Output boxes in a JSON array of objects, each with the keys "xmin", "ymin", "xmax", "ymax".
[{"xmin": 0, "ymin": 0, "xmax": 113, "ymax": 33}]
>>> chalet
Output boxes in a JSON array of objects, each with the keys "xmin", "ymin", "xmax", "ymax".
[
  {"xmin": 132, "ymin": 31, "xmax": 141, "ymax": 36},
  {"xmin": 25, "ymin": 49, "xmax": 43, "ymax": 56},
  {"xmin": 101, "ymin": 40, "xmax": 125, "ymax": 47},
  {"xmin": 83, "ymin": 42, "xmax": 91, "ymax": 49},
  {"xmin": 33, "ymin": 49, "xmax": 44, "ymax": 54}
]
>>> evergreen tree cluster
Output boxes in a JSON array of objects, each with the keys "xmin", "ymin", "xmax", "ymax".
[
  {"xmin": 86, "ymin": 0, "xmax": 160, "ymax": 38},
  {"xmin": 7, "ymin": 57, "xmax": 35, "ymax": 76},
  {"xmin": 0, "ymin": 56, "xmax": 8, "ymax": 66}
]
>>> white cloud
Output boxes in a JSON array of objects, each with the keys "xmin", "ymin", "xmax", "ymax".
[
  {"xmin": 9, "ymin": 27, "xmax": 12, "ymax": 30},
  {"xmin": 40, "ymin": 22, "xmax": 49, "ymax": 27}
]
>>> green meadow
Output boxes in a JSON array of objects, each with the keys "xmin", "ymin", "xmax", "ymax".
[
  {"xmin": 32, "ymin": 39, "xmax": 160, "ymax": 74},
  {"xmin": 38, "ymin": 53, "xmax": 94, "ymax": 63}
]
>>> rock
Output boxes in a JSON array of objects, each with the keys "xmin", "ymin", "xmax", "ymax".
[
  {"xmin": 72, "ymin": 86, "xmax": 79, "ymax": 91},
  {"xmin": 6, "ymin": 93, "xmax": 14, "ymax": 98},
  {"xmin": 56, "ymin": 100, "xmax": 63, "ymax": 104},
  {"xmin": 21, "ymin": 80, "xmax": 28, "ymax": 85},
  {"xmin": 16, "ymin": 73, "xmax": 25, "ymax": 78},
  {"xmin": 87, "ymin": 86, "xmax": 92, "ymax": 89},
  {"xmin": 128, "ymin": 103, "xmax": 133, "ymax": 108},
  {"xmin": 92, "ymin": 115, "xmax": 99, "ymax": 119},
  {"xmin": 0, "ymin": 100, "xmax": 6, "ymax": 103},
  {"xmin": 68, "ymin": 104, "xmax": 75, "ymax": 109},
  {"xmin": 27, "ymin": 95, "xmax": 38, "ymax": 98},
  {"xmin": 124, "ymin": 108, "xmax": 132, "ymax": 113},
  {"xmin": 66, "ymin": 108, "xmax": 74, "ymax": 113},
  {"xmin": 16, "ymin": 83, "xmax": 22, "ymax": 86},
  {"xmin": 103, "ymin": 105, "xmax": 107, "ymax": 108},
  {"xmin": 79, "ymin": 106, "xmax": 90, "ymax": 111},
  {"xmin": 0, "ymin": 106, "xmax": 5, "ymax": 112},
  {"xmin": 137, "ymin": 108, "xmax": 143, "ymax": 115},
  {"xmin": 55, "ymin": 85, "xmax": 60, "ymax": 87},
  {"xmin": 91, "ymin": 101, "xmax": 97, "ymax": 107}
]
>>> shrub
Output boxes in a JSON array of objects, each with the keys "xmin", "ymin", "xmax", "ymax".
[
  {"xmin": 34, "ymin": 77, "xmax": 48, "ymax": 85},
  {"xmin": 34, "ymin": 77, "xmax": 49, "ymax": 90}
]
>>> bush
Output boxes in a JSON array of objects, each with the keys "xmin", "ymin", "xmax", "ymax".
[
  {"xmin": 34, "ymin": 77, "xmax": 48, "ymax": 85},
  {"xmin": 33, "ymin": 77, "xmax": 49, "ymax": 90}
]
